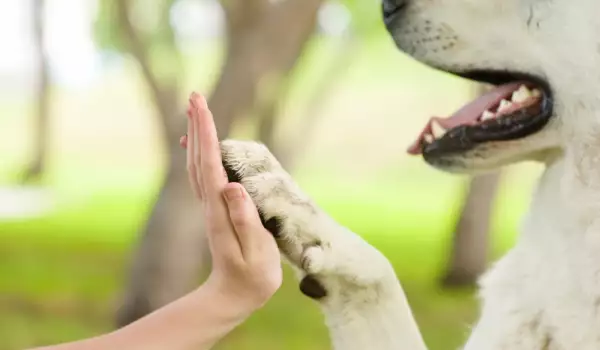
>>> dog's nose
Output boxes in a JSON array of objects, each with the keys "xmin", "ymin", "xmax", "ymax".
[{"xmin": 382, "ymin": 0, "xmax": 407, "ymax": 20}]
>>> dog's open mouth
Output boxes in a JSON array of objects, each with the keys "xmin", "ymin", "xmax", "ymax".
[{"xmin": 407, "ymin": 71, "xmax": 553, "ymax": 157}]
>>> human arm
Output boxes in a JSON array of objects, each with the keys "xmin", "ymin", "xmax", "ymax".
[{"xmin": 33, "ymin": 283, "xmax": 256, "ymax": 350}]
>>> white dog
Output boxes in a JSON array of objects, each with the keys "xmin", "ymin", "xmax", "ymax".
[{"xmin": 220, "ymin": 0, "xmax": 600, "ymax": 349}]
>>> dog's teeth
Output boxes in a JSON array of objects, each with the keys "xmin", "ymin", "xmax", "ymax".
[
  {"xmin": 481, "ymin": 110, "xmax": 495, "ymax": 121},
  {"xmin": 532, "ymin": 89, "xmax": 542, "ymax": 98},
  {"xmin": 511, "ymin": 85, "xmax": 532, "ymax": 103},
  {"xmin": 430, "ymin": 120, "xmax": 447, "ymax": 139},
  {"xmin": 497, "ymin": 99, "xmax": 513, "ymax": 112},
  {"xmin": 424, "ymin": 134, "xmax": 434, "ymax": 144}
]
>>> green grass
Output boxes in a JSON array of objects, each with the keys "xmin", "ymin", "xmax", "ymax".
[{"xmin": 0, "ymin": 186, "xmax": 475, "ymax": 350}]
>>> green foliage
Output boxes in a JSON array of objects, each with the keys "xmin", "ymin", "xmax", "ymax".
[
  {"xmin": 93, "ymin": 0, "xmax": 178, "ymax": 53},
  {"xmin": 94, "ymin": 0, "xmax": 183, "ymax": 90},
  {"xmin": 94, "ymin": 0, "xmax": 386, "ymax": 54},
  {"xmin": 94, "ymin": 0, "xmax": 125, "ymax": 52},
  {"xmin": 340, "ymin": 0, "xmax": 387, "ymax": 39}
]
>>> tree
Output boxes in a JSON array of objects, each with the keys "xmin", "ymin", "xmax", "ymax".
[
  {"xmin": 442, "ymin": 171, "xmax": 501, "ymax": 286},
  {"xmin": 109, "ymin": 0, "xmax": 325, "ymax": 327},
  {"xmin": 254, "ymin": 0, "xmax": 381, "ymax": 169},
  {"xmin": 211, "ymin": 0, "xmax": 324, "ymax": 136},
  {"xmin": 256, "ymin": 18, "xmax": 359, "ymax": 169},
  {"xmin": 110, "ymin": 0, "xmax": 209, "ymax": 327},
  {"xmin": 22, "ymin": 0, "xmax": 50, "ymax": 183}
]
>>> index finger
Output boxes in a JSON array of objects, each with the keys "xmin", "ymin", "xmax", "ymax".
[{"xmin": 189, "ymin": 92, "xmax": 227, "ymax": 198}]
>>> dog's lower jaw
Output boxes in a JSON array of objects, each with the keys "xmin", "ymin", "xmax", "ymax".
[{"xmin": 319, "ymin": 280, "xmax": 428, "ymax": 350}]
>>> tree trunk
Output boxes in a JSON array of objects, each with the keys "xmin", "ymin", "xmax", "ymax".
[
  {"xmin": 442, "ymin": 171, "xmax": 501, "ymax": 287},
  {"xmin": 256, "ymin": 29, "xmax": 358, "ymax": 170},
  {"xmin": 210, "ymin": 0, "xmax": 323, "ymax": 137},
  {"xmin": 115, "ymin": 0, "xmax": 324, "ymax": 327},
  {"xmin": 22, "ymin": 0, "xmax": 49, "ymax": 182},
  {"xmin": 116, "ymin": 149, "xmax": 210, "ymax": 326}
]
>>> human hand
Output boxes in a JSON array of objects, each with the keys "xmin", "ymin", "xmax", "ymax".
[{"xmin": 181, "ymin": 92, "xmax": 282, "ymax": 312}]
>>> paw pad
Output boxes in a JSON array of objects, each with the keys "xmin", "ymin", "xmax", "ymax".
[
  {"xmin": 262, "ymin": 216, "xmax": 282, "ymax": 238},
  {"xmin": 299, "ymin": 275, "xmax": 327, "ymax": 300}
]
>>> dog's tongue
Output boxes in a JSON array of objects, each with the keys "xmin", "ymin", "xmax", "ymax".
[{"xmin": 407, "ymin": 82, "xmax": 524, "ymax": 155}]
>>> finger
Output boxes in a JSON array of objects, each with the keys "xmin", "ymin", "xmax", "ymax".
[
  {"xmin": 186, "ymin": 111, "xmax": 201, "ymax": 199},
  {"xmin": 189, "ymin": 93, "xmax": 242, "ymax": 259},
  {"xmin": 180, "ymin": 105, "xmax": 192, "ymax": 150},
  {"xmin": 190, "ymin": 92, "xmax": 227, "ymax": 198},
  {"xmin": 190, "ymin": 96, "xmax": 206, "ymax": 199},
  {"xmin": 223, "ymin": 182, "xmax": 271, "ymax": 258}
]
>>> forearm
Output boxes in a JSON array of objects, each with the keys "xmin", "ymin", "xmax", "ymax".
[{"xmin": 32, "ymin": 284, "xmax": 252, "ymax": 350}]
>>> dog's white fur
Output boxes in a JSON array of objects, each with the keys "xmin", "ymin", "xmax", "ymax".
[
  {"xmin": 221, "ymin": 0, "xmax": 600, "ymax": 349},
  {"xmin": 221, "ymin": 141, "xmax": 427, "ymax": 350}
]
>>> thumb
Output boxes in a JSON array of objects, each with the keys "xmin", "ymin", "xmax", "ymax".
[{"xmin": 223, "ymin": 183, "xmax": 268, "ymax": 254}]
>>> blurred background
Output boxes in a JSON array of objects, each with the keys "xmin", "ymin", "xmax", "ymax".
[{"xmin": 0, "ymin": 0, "xmax": 545, "ymax": 349}]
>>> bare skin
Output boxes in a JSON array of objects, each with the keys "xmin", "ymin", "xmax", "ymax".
[{"xmin": 31, "ymin": 93, "xmax": 282, "ymax": 350}]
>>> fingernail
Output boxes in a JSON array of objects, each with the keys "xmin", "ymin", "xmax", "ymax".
[
  {"xmin": 224, "ymin": 186, "xmax": 243, "ymax": 201},
  {"xmin": 190, "ymin": 91, "xmax": 208, "ymax": 109}
]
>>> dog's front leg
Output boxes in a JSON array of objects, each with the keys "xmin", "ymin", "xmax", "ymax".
[{"xmin": 220, "ymin": 140, "xmax": 428, "ymax": 350}]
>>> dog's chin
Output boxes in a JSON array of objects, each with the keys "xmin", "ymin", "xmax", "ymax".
[
  {"xmin": 424, "ymin": 151, "xmax": 525, "ymax": 175},
  {"xmin": 423, "ymin": 140, "xmax": 559, "ymax": 175}
]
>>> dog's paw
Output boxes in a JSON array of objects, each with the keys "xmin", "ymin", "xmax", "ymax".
[{"xmin": 220, "ymin": 140, "xmax": 396, "ymax": 302}]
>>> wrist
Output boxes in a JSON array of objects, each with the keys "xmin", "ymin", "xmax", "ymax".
[
  {"xmin": 198, "ymin": 279, "xmax": 261, "ymax": 319},
  {"xmin": 103, "ymin": 283, "xmax": 258, "ymax": 350}
]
